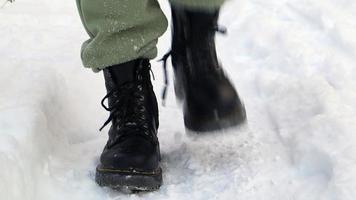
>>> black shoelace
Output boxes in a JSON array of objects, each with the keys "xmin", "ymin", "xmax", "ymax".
[{"xmin": 99, "ymin": 76, "xmax": 154, "ymax": 144}]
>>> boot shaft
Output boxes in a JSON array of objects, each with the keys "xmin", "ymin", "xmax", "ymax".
[
  {"xmin": 171, "ymin": 5, "xmax": 220, "ymax": 43},
  {"xmin": 171, "ymin": 5, "xmax": 221, "ymax": 72},
  {"xmin": 102, "ymin": 59, "xmax": 159, "ymax": 134}
]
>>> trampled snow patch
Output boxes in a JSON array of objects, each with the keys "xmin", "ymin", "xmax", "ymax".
[{"xmin": 1, "ymin": 0, "xmax": 356, "ymax": 199}]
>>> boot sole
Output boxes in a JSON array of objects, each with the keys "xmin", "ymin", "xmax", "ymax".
[{"xmin": 95, "ymin": 165, "xmax": 163, "ymax": 192}]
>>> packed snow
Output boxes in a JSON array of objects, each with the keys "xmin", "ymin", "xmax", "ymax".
[{"xmin": 1, "ymin": 0, "xmax": 356, "ymax": 199}]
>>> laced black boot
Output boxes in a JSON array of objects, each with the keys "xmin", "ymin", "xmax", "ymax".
[
  {"xmin": 95, "ymin": 59, "xmax": 162, "ymax": 191},
  {"xmin": 165, "ymin": 4, "xmax": 247, "ymax": 132}
]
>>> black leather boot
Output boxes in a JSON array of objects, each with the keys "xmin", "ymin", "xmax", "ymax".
[
  {"xmin": 95, "ymin": 59, "xmax": 162, "ymax": 191},
  {"xmin": 169, "ymin": 4, "xmax": 247, "ymax": 132}
]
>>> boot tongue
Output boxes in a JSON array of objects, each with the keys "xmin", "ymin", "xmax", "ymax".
[{"xmin": 110, "ymin": 60, "xmax": 137, "ymax": 86}]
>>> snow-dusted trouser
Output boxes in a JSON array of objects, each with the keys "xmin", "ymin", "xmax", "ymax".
[{"xmin": 76, "ymin": 0, "xmax": 225, "ymax": 72}]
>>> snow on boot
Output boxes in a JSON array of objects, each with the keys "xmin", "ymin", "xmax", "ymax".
[
  {"xmin": 169, "ymin": 4, "xmax": 247, "ymax": 132},
  {"xmin": 95, "ymin": 59, "xmax": 162, "ymax": 191}
]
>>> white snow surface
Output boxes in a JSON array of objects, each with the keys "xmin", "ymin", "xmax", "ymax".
[{"xmin": 1, "ymin": 0, "xmax": 356, "ymax": 199}]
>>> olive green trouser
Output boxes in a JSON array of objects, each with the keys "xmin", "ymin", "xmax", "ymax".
[{"xmin": 76, "ymin": 0, "xmax": 225, "ymax": 72}]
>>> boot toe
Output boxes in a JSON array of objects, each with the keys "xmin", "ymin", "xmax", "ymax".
[
  {"xmin": 99, "ymin": 138, "xmax": 160, "ymax": 172},
  {"xmin": 183, "ymin": 78, "xmax": 247, "ymax": 132}
]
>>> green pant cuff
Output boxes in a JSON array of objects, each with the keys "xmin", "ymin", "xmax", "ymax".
[{"xmin": 81, "ymin": 45, "xmax": 158, "ymax": 73}]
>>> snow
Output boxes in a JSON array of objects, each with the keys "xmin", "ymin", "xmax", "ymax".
[{"xmin": 1, "ymin": 0, "xmax": 356, "ymax": 199}]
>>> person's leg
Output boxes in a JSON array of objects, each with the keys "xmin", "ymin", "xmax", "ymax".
[
  {"xmin": 76, "ymin": 0, "xmax": 168, "ymax": 72},
  {"xmin": 167, "ymin": 0, "xmax": 247, "ymax": 132},
  {"xmin": 76, "ymin": 0, "xmax": 167, "ymax": 191}
]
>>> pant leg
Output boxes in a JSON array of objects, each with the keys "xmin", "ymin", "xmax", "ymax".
[
  {"xmin": 76, "ymin": 0, "xmax": 168, "ymax": 72},
  {"xmin": 169, "ymin": 0, "xmax": 226, "ymax": 10}
]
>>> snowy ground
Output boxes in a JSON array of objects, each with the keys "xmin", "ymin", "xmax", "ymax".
[{"xmin": 1, "ymin": 0, "xmax": 356, "ymax": 199}]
